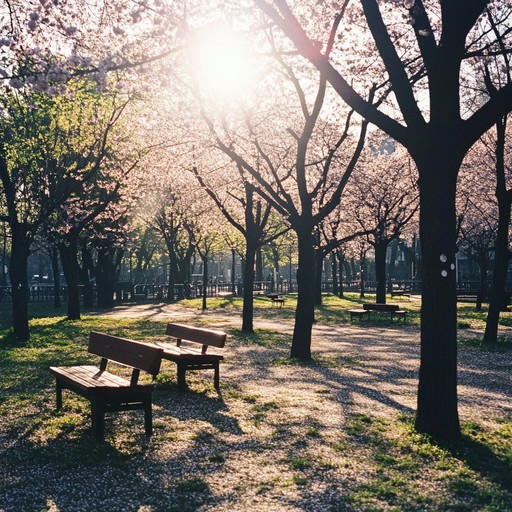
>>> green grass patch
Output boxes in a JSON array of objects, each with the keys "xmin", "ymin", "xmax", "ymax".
[{"xmin": 344, "ymin": 413, "xmax": 512, "ymax": 512}]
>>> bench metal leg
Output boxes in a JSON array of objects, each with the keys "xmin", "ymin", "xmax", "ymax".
[
  {"xmin": 91, "ymin": 399, "xmax": 105, "ymax": 442},
  {"xmin": 177, "ymin": 364, "xmax": 187, "ymax": 391},
  {"xmin": 213, "ymin": 362, "xmax": 220, "ymax": 392},
  {"xmin": 55, "ymin": 381, "xmax": 63, "ymax": 410}
]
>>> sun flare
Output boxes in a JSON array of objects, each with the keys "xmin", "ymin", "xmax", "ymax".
[{"xmin": 189, "ymin": 23, "xmax": 255, "ymax": 103}]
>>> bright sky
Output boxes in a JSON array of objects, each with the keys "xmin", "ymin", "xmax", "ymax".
[{"xmin": 188, "ymin": 21, "xmax": 256, "ymax": 105}]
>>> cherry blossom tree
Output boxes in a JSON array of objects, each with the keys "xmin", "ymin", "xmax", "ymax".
[
  {"xmin": 255, "ymin": 0, "xmax": 512, "ymax": 440},
  {"xmin": 193, "ymin": 164, "xmax": 289, "ymax": 332},
  {"xmin": 0, "ymin": 82, "xmax": 133, "ymax": 337},
  {"xmin": 197, "ymin": 49, "xmax": 369, "ymax": 358},
  {"xmin": 347, "ymin": 147, "xmax": 419, "ymax": 303}
]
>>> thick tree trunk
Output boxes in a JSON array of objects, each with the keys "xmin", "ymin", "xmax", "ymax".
[
  {"xmin": 95, "ymin": 248, "xmax": 119, "ymax": 309},
  {"xmin": 291, "ymin": 229, "xmax": 315, "ymax": 360},
  {"xmin": 241, "ymin": 243, "xmax": 256, "ymax": 333},
  {"xmin": 375, "ymin": 240, "xmax": 388, "ymax": 304},
  {"xmin": 415, "ymin": 157, "xmax": 460, "ymax": 440},
  {"xmin": 59, "ymin": 234, "xmax": 81, "ymax": 320},
  {"xmin": 9, "ymin": 226, "xmax": 31, "ymax": 342}
]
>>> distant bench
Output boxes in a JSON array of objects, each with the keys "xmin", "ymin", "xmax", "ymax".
[
  {"xmin": 349, "ymin": 303, "xmax": 408, "ymax": 323},
  {"xmin": 49, "ymin": 332, "xmax": 163, "ymax": 442},
  {"xmin": 391, "ymin": 289, "xmax": 411, "ymax": 300},
  {"xmin": 266, "ymin": 293, "xmax": 285, "ymax": 308},
  {"xmin": 456, "ymin": 291, "xmax": 480, "ymax": 302},
  {"xmin": 152, "ymin": 323, "xmax": 226, "ymax": 391}
]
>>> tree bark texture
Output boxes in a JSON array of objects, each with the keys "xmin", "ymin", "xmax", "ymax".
[
  {"xmin": 291, "ymin": 230, "xmax": 316, "ymax": 360},
  {"xmin": 414, "ymin": 155, "xmax": 461, "ymax": 440},
  {"xmin": 9, "ymin": 226, "xmax": 31, "ymax": 342},
  {"xmin": 374, "ymin": 240, "xmax": 388, "ymax": 304},
  {"xmin": 241, "ymin": 243, "xmax": 256, "ymax": 333},
  {"xmin": 95, "ymin": 248, "xmax": 120, "ymax": 309}
]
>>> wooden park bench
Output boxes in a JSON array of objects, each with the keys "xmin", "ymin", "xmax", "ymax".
[
  {"xmin": 49, "ymin": 332, "xmax": 163, "ymax": 442},
  {"xmin": 349, "ymin": 303, "xmax": 407, "ymax": 323},
  {"xmin": 456, "ymin": 291, "xmax": 480, "ymax": 302},
  {"xmin": 217, "ymin": 291, "xmax": 234, "ymax": 298},
  {"xmin": 152, "ymin": 323, "xmax": 226, "ymax": 391},
  {"xmin": 266, "ymin": 293, "xmax": 285, "ymax": 308},
  {"xmin": 390, "ymin": 289, "xmax": 411, "ymax": 300}
]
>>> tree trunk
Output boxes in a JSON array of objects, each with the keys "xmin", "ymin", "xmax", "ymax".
[
  {"xmin": 9, "ymin": 226, "xmax": 31, "ymax": 342},
  {"xmin": 51, "ymin": 246, "xmax": 61, "ymax": 308},
  {"xmin": 484, "ymin": 198, "xmax": 511, "ymax": 343},
  {"xmin": 167, "ymin": 259, "xmax": 175, "ymax": 301},
  {"xmin": 59, "ymin": 234, "xmax": 81, "ymax": 320},
  {"xmin": 484, "ymin": 116, "xmax": 512, "ymax": 344},
  {"xmin": 331, "ymin": 251, "xmax": 339, "ymax": 296},
  {"xmin": 166, "ymin": 242, "xmax": 177, "ymax": 302},
  {"xmin": 415, "ymin": 157, "xmax": 460, "ymax": 440},
  {"xmin": 314, "ymin": 248, "xmax": 323, "ymax": 305},
  {"xmin": 256, "ymin": 247, "xmax": 263, "ymax": 282},
  {"xmin": 359, "ymin": 253, "xmax": 366, "ymax": 298},
  {"xmin": 388, "ymin": 241, "xmax": 398, "ymax": 282},
  {"xmin": 477, "ymin": 249, "xmax": 487, "ymax": 309},
  {"xmin": 95, "ymin": 248, "xmax": 119, "ymax": 309},
  {"xmin": 80, "ymin": 245, "xmax": 95, "ymax": 308},
  {"xmin": 338, "ymin": 250, "xmax": 346, "ymax": 298},
  {"xmin": 291, "ymin": 228, "xmax": 315, "ymax": 360},
  {"xmin": 375, "ymin": 240, "xmax": 388, "ymax": 304},
  {"xmin": 241, "ymin": 243, "xmax": 256, "ymax": 332},
  {"xmin": 1, "ymin": 224, "xmax": 7, "ymax": 287}
]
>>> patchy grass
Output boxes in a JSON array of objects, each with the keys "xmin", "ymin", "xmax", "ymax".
[
  {"xmin": 343, "ymin": 414, "xmax": 511, "ymax": 511},
  {"xmin": 0, "ymin": 303, "xmax": 510, "ymax": 511}
]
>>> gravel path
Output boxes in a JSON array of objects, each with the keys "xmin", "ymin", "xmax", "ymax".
[{"xmin": 102, "ymin": 302, "xmax": 512, "ymax": 425}]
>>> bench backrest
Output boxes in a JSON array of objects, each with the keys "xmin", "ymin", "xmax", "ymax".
[
  {"xmin": 166, "ymin": 323, "xmax": 227, "ymax": 350},
  {"xmin": 363, "ymin": 303, "xmax": 399, "ymax": 312},
  {"xmin": 88, "ymin": 331, "xmax": 163, "ymax": 378}
]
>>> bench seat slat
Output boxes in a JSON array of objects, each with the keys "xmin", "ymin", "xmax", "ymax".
[
  {"xmin": 49, "ymin": 365, "xmax": 132, "ymax": 389},
  {"xmin": 154, "ymin": 341, "xmax": 224, "ymax": 361}
]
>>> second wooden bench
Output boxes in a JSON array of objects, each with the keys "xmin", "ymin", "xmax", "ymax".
[
  {"xmin": 153, "ymin": 323, "xmax": 227, "ymax": 391},
  {"xmin": 349, "ymin": 303, "xmax": 407, "ymax": 323}
]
